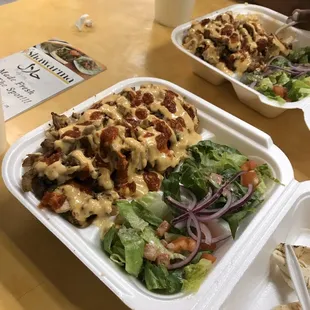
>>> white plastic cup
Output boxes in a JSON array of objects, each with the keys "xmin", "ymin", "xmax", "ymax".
[
  {"xmin": 155, "ymin": 0, "xmax": 196, "ymax": 28},
  {"xmin": 0, "ymin": 92, "xmax": 7, "ymax": 155}
]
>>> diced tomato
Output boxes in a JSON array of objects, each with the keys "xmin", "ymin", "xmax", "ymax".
[
  {"xmin": 273, "ymin": 85, "xmax": 287, "ymax": 99},
  {"xmin": 200, "ymin": 243, "xmax": 216, "ymax": 251},
  {"xmin": 241, "ymin": 171, "xmax": 260, "ymax": 188},
  {"xmin": 201, "ymin": 253, "xmax": 217, "ymax": 263},
  {"xmin": 40, "ymin": 191, "xmax": 66, "ymax": 211},
  {"xmin": 241, "ymin": 160, "xmax": 257, "ymax": 172}
]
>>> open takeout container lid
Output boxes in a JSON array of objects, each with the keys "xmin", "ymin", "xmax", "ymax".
[{"xmin": 218, "ymin": 180, "xmax": 310, "ymax": 309}]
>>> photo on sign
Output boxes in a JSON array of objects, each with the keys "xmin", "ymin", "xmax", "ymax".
[{"xmin": 35, "ymin": 39, "xmax": 106, "ymax": 79}]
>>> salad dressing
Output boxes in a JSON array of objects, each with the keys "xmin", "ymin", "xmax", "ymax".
[
  {"xmin": 131, "ymin": 174, "xmax": 149, "ymax": 197},
  {"xmin": 234, "ymin": 54, "xmax": 252, "ymax": 75},
  {"xmin": 37, "ymin": 160, "xmax": 79, "ymax": 183},
  {"xmin": 60, "ymin": 184, "xmax": 113, "ymax": 222},
  {"xmin": 216, "ymin": 62, "xmax": 233, "ymax": 75},
  {"xmin": 54, "ymin": 139, "xmax": 74, "ymax": 153},
  {"xmin": 71, "ymin": 149, "xmax": 98, "ymax": 178},
  {"xmin": 98, "ymin": 167, "xmax": 113, "ymax": 190}
]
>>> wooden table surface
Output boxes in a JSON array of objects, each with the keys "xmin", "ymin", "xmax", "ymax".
[{"xmin": 1, "ymin": 0, "xmax": 309, "ymax": 309}]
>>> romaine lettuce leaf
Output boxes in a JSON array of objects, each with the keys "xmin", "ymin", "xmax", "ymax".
[
  {"xmin": 241, "ymin": 71, "xmax": 263, "ymax": 84},
  {"xmin": 110, "ymin": 253, "xmax": 125, "ymax": 266},
  {"xmin": 256, "ymin": 78, "xmax": 273, "ymax": 91},
  {"xmin": 189, "ymin": 140, "xmax": 245, "ymax": 166},
  {"xmin": 183, "ymin": 259, "xmax": 213, "ymax": 292},
  {"xmin": 256, "ymin": 163, "xmax": 281, "ymax": 184},
  {"xmin": 162, "ymin": 170, "xmax": 182, "ymax": 201},
  {"xmin": 302, "ymin": 76, "xmax": 310, "ymax": 86},
  {"xmin": 144, "ymin": 262, "xmax": 183, "ymax": 293},
  {"xmin": 111, "ymin": 241, "xmax": 125, "ymax": 258},
  {"xmin": 118, "ymin": 227, "xmax": 145, "ymax": 277},
  {"xmin": 135, "ymin": 192, "xmax": 172, "ymax": 220},
  {"xmin": 269, "ymin": 71, "xmax": 283, "ymax": 84},
  {"xmin": 179, "ymin": 160, "xmax": 208, "ymax": 199},
  {"xmin": 223, "ymin": 198, "xmax": 261, "ymax": 238},
  {"xmin": 277, "ymin": 72, "xmax": 290, "ymax": 86},
  {"xmin": 117, "ymin": 200, "xmax": 148, "ymax": 231},
  {"xmin": 260, "ymin": 88, "xmax": 286, "ymax": 103},
  {"xmin": 132, "ymin": 202, "xmax": 163, "ymax": 227},
  {"xmin": 163, "ymin": 141, "xmax": 247, "ymax": 200},
  {"xmin": 271, "ymin": 57, "xmax": 290, "ymax": 67},
  {"xmin": 288, "ymin": 47, "xmax": 310, "ymax": 63},
  {"xmin": 288, "ymin": 79, "xmax": 310, "ymax": 101},
  {"xmin": 102, "ymin": 225, "xmax": 117, "ymax": 255},
  {"xmin": 299, "ymin": 54, "xmax": 309, "ymax": 64}
]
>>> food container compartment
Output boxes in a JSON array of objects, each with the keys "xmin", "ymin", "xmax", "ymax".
[
  {"xmin": 2, "ymin": 77, "xmax": 294, "ymax": 310},
  {"xmin": 171, "ymin": 4, "xmax": 310, "ymax": 126},
  {"xmin": 220, "ymin": 180, "xmax": 310, "ymax": 310}
]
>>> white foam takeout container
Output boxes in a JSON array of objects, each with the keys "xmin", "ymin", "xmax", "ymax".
[
  {"xmin": 2, "ymin": 77, "xmax": 307, "ymax": 310},
  {"xmin": 172, "ymin": 4, "xmax": 310, "ymax": 128}
]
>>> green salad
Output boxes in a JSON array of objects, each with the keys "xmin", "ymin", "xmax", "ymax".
[
  {"xmin": 242, "ymin": 47, "xmax": 310, "ymax": 103},
  {"xmin": 101, "ymin": 140, "xmax": 279, "ymax": 294}
]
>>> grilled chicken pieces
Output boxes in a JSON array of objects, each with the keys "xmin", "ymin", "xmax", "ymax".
[
  {"xmin": 183, "ymin": 12, "xmax": 291, "ymax": 75},
  {"xmin": 22, "ymin": 84, "xmax": 200, "ymax": 227}
]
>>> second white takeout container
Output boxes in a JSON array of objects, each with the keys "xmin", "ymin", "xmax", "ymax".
[
  {"xmin": 171, "ymin": 4, "xmax": 310, "ymax": 128},
  {"xmin": 2, "ymin": 77, "xmax": 309, "ymax": 309}
]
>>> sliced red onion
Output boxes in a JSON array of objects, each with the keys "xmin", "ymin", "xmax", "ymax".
[
  {"xmin": 267, "ymin": 65, "xmax": 295, "ymax": 75},
  {"xmin": 172, "ymin": 211, "xmax": 190, "ymax": 225},
  {"xmin": 193, "ymin": 171, "xmax": 245, "ymax": 213},
  {"xmin": 211, "ymin": 233, "xmax": 231, "ymax": 244},
  {"xmin": 180, "ymin": 185, "xmax": 197, "ymax": 210},
  {"xmin": 186, "ymin": 217, "xmax": 197, "ymax": 240},
  {"xmin": 198, "ymin": 208, "xmax": 220, "ymax": 214},
  {"xmin": 266, "ymin": 55, "xmax": 292, "ymax": 67},
  {"xmin": 197, "ymin": 191, "xmax": 232, "ymax": 222},
  {"xmin": 187, "ymin": 219, "xmax": 212, "ymax": 245},
  {"xmin": 199, "ymin": 222, "xmax": 212, "ymax": 245},
  {"xmin": 249, "ymin": 80, "xmax": 258, "ymax": 89},
  {"xmin": 168, "ymin": 212, "xmax": 201, "ymax": 270},
  {"xmin": 228, "ymin": 184, "xmax": 254, "ymax": 213},
  {"xmin": 172, "ymin": 171, "xmax": 245, "ymax": 225},
  {"xmin": 165, "ymin": 196, "xmax": 188, "ymax": 212}
]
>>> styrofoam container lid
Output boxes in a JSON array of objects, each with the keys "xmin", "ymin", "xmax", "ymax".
[
  {"xmin": 2, "ymin": 77, "xmax": 297, "ymax": 310},
  {"xmin": 219, "ymin": 180, "xmax": 310, "ymax": 309},
  {"xmin": 171, "ymin": 4, "xmax": 310, "ymax": 128}
]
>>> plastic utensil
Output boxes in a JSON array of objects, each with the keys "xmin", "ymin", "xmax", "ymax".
[
  {"xmin": 287, "ymin": 9, "xmax": 310, "ymax": 26},
  {"xmin": 275, "ymin": 21, "xmax": 298, "ymax": 36},
  {"xmin": 275, "ymin": 9, "xmax": 310, "ymax": 35},
  {"xmin": 285, "ymin": 244, "xmax": 310, "ymax": 310}
]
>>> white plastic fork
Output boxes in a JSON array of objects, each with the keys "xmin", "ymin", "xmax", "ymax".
[
  {"xmin": 276, "ymin": 9, "xmax": 310, "ymax": 36},
  {"xmin": 275, "ymin": 21, "xmax": 298, "ymax": 36},
  {"xmin": 285, "ymin": 244, "xmax": 310, "ymax": 310}
]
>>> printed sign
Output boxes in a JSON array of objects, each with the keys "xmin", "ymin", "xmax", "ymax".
[{"xmin": 0, "ymin": 39, "xmax": 106, "ymax": 120}]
